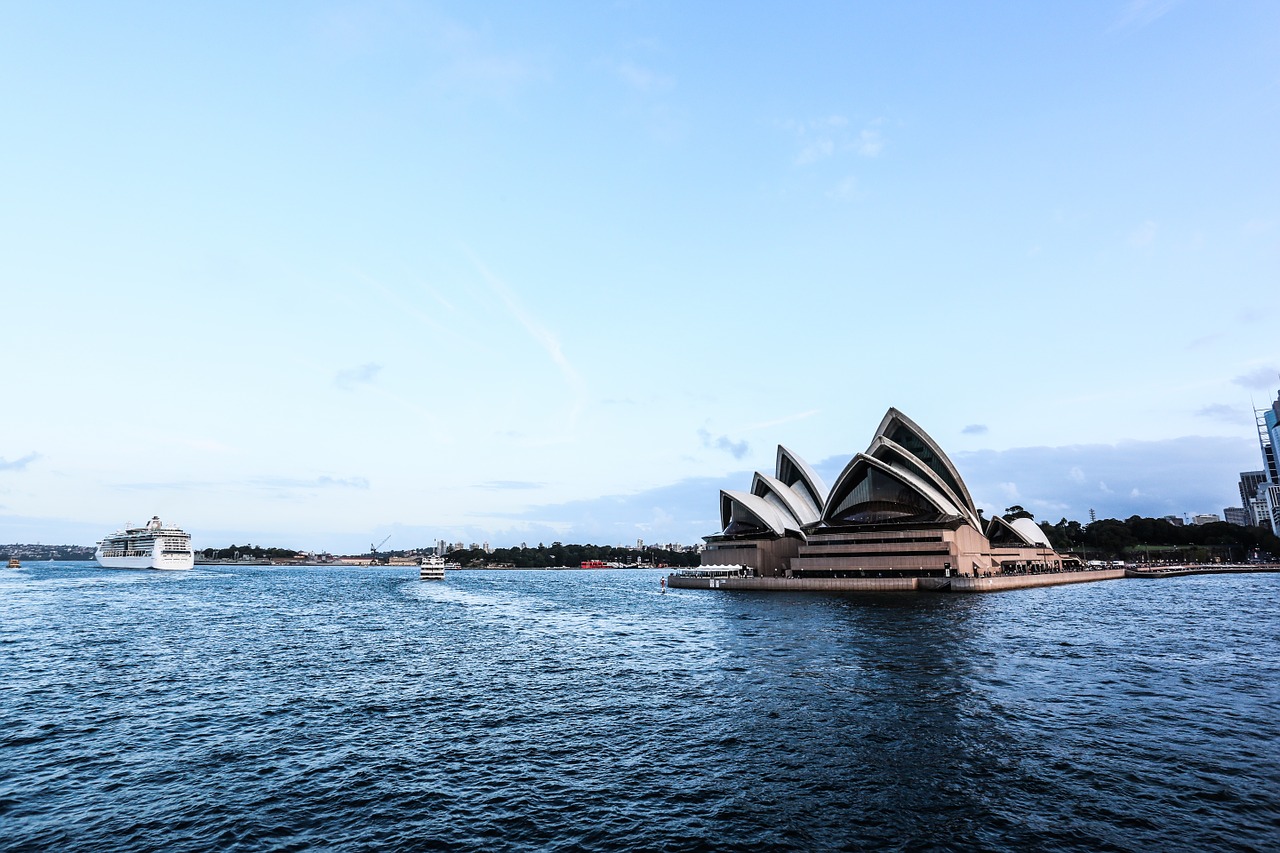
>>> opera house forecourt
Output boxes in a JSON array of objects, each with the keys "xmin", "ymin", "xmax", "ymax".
[{"xmin": 669, "ymin": 408, "xmax": 1126, "ymax": 593}]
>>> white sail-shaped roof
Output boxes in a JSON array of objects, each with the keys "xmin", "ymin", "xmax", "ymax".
[
  {"xmin": 719, "ymin": 490, "xmax": 797, "ymax": 537},
  {"xmin": 823, "ymin": 453, "xmax": 964, "ymax": 526},
  {"xmin": 867, "ymin": 435, "xmax": 980, "ymax": 529},
  {"xmin": 1010, "ymin": 517, "xmax": 1051, "ymax": 547},
  {"xmin": 776, "ymin": 445, "xmax": 828, "ymax": 515},
  {"xmin": 751, "ymin": 472, "xmax": 821, "ymax": 527},
  {"xmin": 984, "ymin": 514, "xmax": 1053, "ymax": 547},
  {"xmin": 869, "ymin": 408, "xmax": 978, "ymax": 521}
]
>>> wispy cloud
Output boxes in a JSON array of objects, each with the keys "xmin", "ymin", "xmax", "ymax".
[
  {"xmin": 856, "ymin": 128, "xmax": 884, "ymax": 157},
  {"xmin": 1128, "ymin": 219, "xmax": 1158, "ymax": 248},
  {"xmin": 961, "ymin": 424, "xmax": 989, "ymax": 435},
  {"xmin": 1196, "ymin": 403, "xmax": 1244, "ymax": 422},
  {"xmin": 467, "ymin": 250, "xmax": 587, "ymax": 424},
  {"xmin": 114, "ymin": 480, "xmax": 217, "ymax": 491},
  {"xmin": 312, "ymin": 5, "xmax": 547, "ymax": 98},
  {"xmin": 0, "ymin": 452, "xmax": 39, "ymax": 472},
  {"xmin": 253, "ymin": 476, "xmax": 370, "ymax": 490},
  {"xmin": 826, "ymin": 176, "xmax": 859, "ymax": 200},
  {"xmin": 116, "ymin": 476, "xmax": 370, "ymax": 492},
  {"xmin": 788, "ymin": 116, "xmax": 886, "ymax": 167},
  {"xmin": 1185, "ymin": 332, "xmax": 1225, "ymax": 350},
  {"xmin": 744, "ymin": 409, "xmax": 821, "ymax": 432},
  {"xmin": 478, "ymin": 480, "xmax": 546, "ymax": 490},
  {"xmin": 698, "ymin": 428, "xmax": 749, "ymax": 459},
  {"xmin": 614, "ymin": 60, "xmax": 674, "ymax": 93},
  {"xmin": 1233, "ymin": 367, "xmax": 1279, "ymax": 390},
  {"xmin": 335, "ymin": 362, "xmax": 382, "ymax": 390},
  {"xmin": 1109, "ymin": 0, "xmax": 1179, "ymax": 32}
]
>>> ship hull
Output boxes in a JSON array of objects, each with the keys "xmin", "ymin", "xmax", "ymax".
[{"xmin": 95, "ymin": 552, "xmax": 194, "ymax": 570}]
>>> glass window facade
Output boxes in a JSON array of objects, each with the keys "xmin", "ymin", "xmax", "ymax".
[
  {"xmin": 888, "ymin": 424, "xmax": 968, "ymax": 509},
  {"xmin": 828, "ymin": 465, "xmax": 940, "ymax": 525}
]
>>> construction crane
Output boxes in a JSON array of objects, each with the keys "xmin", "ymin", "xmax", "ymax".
[{"xmin": 370, "ymin": 535, "xmax": 391, "ymax": 560}]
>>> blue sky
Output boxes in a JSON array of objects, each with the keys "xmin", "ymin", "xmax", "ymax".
[{"xmin": 2, "ymin": 1, "xmax": 1277, "ymax": 552}]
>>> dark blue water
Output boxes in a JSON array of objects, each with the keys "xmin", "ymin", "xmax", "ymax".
[{"xmin": 2, "ymin": 564, "xmax": 1277, "ymax": 851}]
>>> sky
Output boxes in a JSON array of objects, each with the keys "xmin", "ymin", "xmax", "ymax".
[{"xmin": 2, "ymin": 1, "xmax": 1278, "ymax": 553}]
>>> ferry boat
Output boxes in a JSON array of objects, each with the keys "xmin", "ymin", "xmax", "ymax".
[
  {"xmin": 6, "ymin": 558, "xmax": 19, "ymax": 569},
  {"xmin": 419, "ymin": 554, "xmax": 457, "ymax": 580},
  {"xmin": 95, "ymin": 516, "xmax": 195, "ymax": 570}
]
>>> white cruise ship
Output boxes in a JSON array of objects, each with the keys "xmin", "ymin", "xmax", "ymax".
[{"xmin": 95, "ymin": 516, "xmax": 195, "ymax": 570}]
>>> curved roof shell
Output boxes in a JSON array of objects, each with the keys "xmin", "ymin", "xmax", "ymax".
[
  {"xmin": 719, "ymin": 489, "xmax": 798, "ymax": 538},
  {"xmin": 776, "ymin": 445, "xmax": 829, "ymax": 515},
  {"xmin": 1010, "ymin": 517, "xmax": 1051, "ymax": 547},
  {"xmin": 751, "ymin": 472, "xmax": 821, "ymax": 527},
  {"xmin": 984, "ymin": 514, "xmax": 1052, "ymax": 547},
  {"xmin": 823, "ymin": 453, "xmax": 964, "ymax": 526},
  {"xmin": 870, "ymin": 408, "xmax": 978, "ymax": 520},
  {"xmin": 866, "ymin": 435, "xmax": 981, "ymax": 529}
]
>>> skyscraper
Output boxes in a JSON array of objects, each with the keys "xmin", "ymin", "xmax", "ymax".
[
  {"xmin": 1239, "ymin": 470, "xmax": 1267, "ymax": 524},
  {"xmin": 1255, "ymin": 388, "xmax": 1280, "ymax": 535}
]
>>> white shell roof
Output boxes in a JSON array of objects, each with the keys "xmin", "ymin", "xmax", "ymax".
[
  {"xmin": 720, "ymin": 489, "xmax": 798, "ymax": 537},
  {"xmin": 823, "ymin": 453, "xmax": 964, "ymax": 524},
  {"xmin": 751, "ymin": 472, "xmax": 821, "ymax": 527},
  {"xmin": 1010, "ymin": 517, "xmax": 1052, "ymax": 547},
  {"xmin": 776, "ymin": 445, "xmax": 829, "ymax": 512}
]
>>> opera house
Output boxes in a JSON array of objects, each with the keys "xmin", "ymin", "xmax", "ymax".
[{"xmin": 676, "ymin": 408, "xmax": 1119, "ymax": 593}]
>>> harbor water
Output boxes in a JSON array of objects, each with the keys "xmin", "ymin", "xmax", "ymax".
[{"xmin": 2, "ymin": 563, "xmax": 1277, "ymax": 851}]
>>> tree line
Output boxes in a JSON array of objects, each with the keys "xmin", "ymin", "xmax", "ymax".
[
  {"xmin": 443, "ymin": 542, "xmax": 701, "ymax": 568},
  {"xmin": 202, "ymin": 544, "xmax": 300, "ymax": 560},
  {"xmin": 1029, "ymin": 512, "xmax": 1280, "ymax": 562}
]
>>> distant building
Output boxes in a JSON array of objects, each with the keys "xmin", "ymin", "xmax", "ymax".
[
  {"xmin": 1161, "ymin": 515, "xmax": 1185, "ymax": 527},
  {"xmin": 1191, "ymin": 513, "xmax": 1221, "ymax": 525},
  {"xmin": 1223, "ymin": 507, "xmax": 1250, "ymax": 526},
  {"xmin": 1239, "ymin": 471, "xmax": 1267, "ymax": 524}
]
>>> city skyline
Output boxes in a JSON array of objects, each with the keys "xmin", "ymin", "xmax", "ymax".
[{"xmin": 3, "ymin": 2, "xmax": 1277, "ymax": 553}]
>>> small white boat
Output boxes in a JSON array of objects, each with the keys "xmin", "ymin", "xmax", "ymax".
[{"xmin": 419, "ymin": 554, "xmax": 456, "ymax": 580}]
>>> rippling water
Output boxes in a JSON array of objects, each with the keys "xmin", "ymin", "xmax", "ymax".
[{"xmin": 2, "ymin": 563, "xmax": 1277, "ymax": 851}]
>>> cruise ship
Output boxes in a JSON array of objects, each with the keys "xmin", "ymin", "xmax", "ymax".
[{"xmin": 95, "ymin": 516, "xmax": 195, "ymax": 570}]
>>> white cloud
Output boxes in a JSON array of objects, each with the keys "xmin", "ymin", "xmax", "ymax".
[
  {"xmin": 335, "ymin": 363, "xmax": 382, "ymax": 390},
  {"xmin": 1233, "ymin": 367, "xmax": 1279, "ymax": 390},
  {"xmin": 467, "ymin": 251, "xmax": 587, "ymax": 425},
  {"xmin": 743, "ymin": 409, "xmax": 821, "ymax": 431},
  {"xmin": 1128, "ymin": 220, "xmax": 1158, "ymax": 248},
  {"xmin": 855, "ymin": 129, "xmax": 884, "ymax": 157},
  {"xmin": 1068, "ymin": 466, "xmax": 1086, "ymax": 484},
  {"xmin": 826, "ymin": 176, "xmax": 859, "ymax": 200},
  {"xmin": 796, "ymin": 137, "xmax": 836, "ymax": 166},
  {"xmin": 614, "ymin": 61, "xmax": 674, "ymax": 93},
  {"xmin": 789, "ymin": 116, "xmax": 886, "ymax": 167},
  {"xmin": 0, "ymin": 452, "xmax": 40, "ymax": 472},
  {"xmin": 698, "ymin": 428, "xmax": 749, "ymax": 459},
  {"xmin": 1110, "ymin": 0, "xmax": 1179, "ymax": 32}
]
